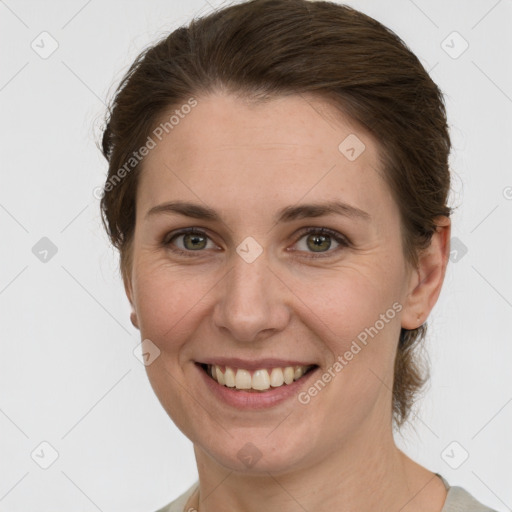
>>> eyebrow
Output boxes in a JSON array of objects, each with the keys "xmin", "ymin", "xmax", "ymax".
[{"xmin": 145, "ymin": 200, "xmax": 371, "ymax": 223}]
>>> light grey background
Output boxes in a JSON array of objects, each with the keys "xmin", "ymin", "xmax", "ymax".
[{"xmin": 1, "ymin": 0, "xmax": 511, "ymax": 510}]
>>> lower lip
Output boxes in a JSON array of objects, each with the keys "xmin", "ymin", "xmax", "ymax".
[{"xmin": 195, "ymin": 363, "xmax": 319, "ymax": 410}]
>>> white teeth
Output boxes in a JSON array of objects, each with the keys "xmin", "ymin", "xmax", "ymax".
[
  {"xmin": 252, "ymin": 369, "xmax": 271, "ymax": 390},
  {"xmin": 206, "ymin": 364, "xmax": 314, "ymax": 391},
  {"xmin": 215, "ymin": 366, "xmax": 225, "ymax": 385},
  {"xmin": 283, "ymin": 366, "xmax": 295, "ymax": 385},
  {"xmin": 269, "ymin": 368, "xmax": 284, "ymax": 387},
  {"xmin": 235, "ymin": 369, "xmax": 252, "ymax": 389},
  {"xmin": 224, "ymin": 367, "xmax": 236, "ymax": 388}
]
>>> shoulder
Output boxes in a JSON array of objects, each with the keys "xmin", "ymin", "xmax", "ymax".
[
  {"xmin": 442, "ymin": 484, "xmax": 498, "ymax": 512},
  {"xmin": 154, "ymin": 481, "xmax": 199, "ymax": 512},
  {"xmin": 153, "ymin": 477, "xmax": 499, "ymax": 512}
]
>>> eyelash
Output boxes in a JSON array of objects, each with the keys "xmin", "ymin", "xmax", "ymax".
[{"xmin": 162, "ymin": 227, "xmax": 350, "ymax": 259}]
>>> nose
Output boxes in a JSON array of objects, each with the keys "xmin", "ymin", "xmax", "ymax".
[{"xmin": 212, "ymin": 248, "xmax": 291, "ymax": 343}]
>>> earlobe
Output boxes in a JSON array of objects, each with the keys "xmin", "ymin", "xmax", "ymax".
[
  {"xmin": 130, "ymin": 310, "xmax": 140, "ymax": 329},
  {"xmin": 401, "ymin": 216, "xmax": 451, "ymax": 330},
  {"xmin": 123, "ymin": 271, "xmax": 140, "ymax": 330}
]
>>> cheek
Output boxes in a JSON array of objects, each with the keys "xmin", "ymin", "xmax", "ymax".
[
  {"xmin": 132, "ymin": 260, "xmax": 215, "ymax": 344},
  {"xmin": 131, "ymin": 239, "xmax": 406, "ymax": 359},
  {"xmin": 293, "ymin": 262, "xmax": 403, "ymax": 347},
  {"xmin": 294, "ymin": 268, "xmax": 404, "ymax": 418}
]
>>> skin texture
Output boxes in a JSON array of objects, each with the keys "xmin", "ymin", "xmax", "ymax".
[{"xmin": 124, "ymin": 92, "xmax": 451, "ymax": 512}]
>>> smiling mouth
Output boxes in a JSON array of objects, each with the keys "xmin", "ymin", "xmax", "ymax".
[{"xmin": 199, "ymin": 363, "xmax": 318, "ymax": 392}]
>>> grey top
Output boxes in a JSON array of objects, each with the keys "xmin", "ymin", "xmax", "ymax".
[{"xmin": 155, "ymin": 473, "xmax": 498, "ymax": 512}]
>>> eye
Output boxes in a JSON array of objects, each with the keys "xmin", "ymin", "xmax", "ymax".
[
  {"xmin": 163, "ymin": 228, "xmax": 217, "ymax": 257},
  {"xmin": 162, "ymin": 226, "xmax": 349, "ymax": 258},
  {"xmin": 291, "ymin": 227, "xmax": 349, "ymax": 258}
]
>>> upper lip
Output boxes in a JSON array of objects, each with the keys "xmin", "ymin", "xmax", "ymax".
[{"xmin": 197, "ymin": 357, "xmax": 317, "ymax": 371}]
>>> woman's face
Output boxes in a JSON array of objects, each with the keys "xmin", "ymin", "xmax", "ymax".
[{"xmin": 126, "ymin": 92, "xmax": 427, "ymax": 473}]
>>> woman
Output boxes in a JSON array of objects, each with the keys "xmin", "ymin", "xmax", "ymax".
[{"xmin": 99, "ymin": 1, "xmax": 497, "ymax": 510}]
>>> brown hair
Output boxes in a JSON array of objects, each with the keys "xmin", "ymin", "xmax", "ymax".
[{"xmin": 100, "ymin": 0, "xmax": 452, "ymax": 428}]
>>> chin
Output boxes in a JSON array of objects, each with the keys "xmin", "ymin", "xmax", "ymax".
[{"xmin": 193, "ymin": 425, "xmax": 320, "ymax": 476}]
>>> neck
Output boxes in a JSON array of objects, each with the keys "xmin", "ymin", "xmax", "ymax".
[{"xmin": 191, "ymin": 418, "xmax": 447, "ymax": 512}]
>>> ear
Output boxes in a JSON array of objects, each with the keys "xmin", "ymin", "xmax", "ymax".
[
  {"xmin": 401, "ymin": 216, "xmax": 451, "ymax": 330},
  {"xmin": 123, "ymin": 269, "xmax": 140, "ymax": 330}
]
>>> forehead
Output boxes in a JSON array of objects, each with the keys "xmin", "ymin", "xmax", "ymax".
[{"xmin": 137, "ymin": 92, "xmax": 391, "ymax": 221}]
